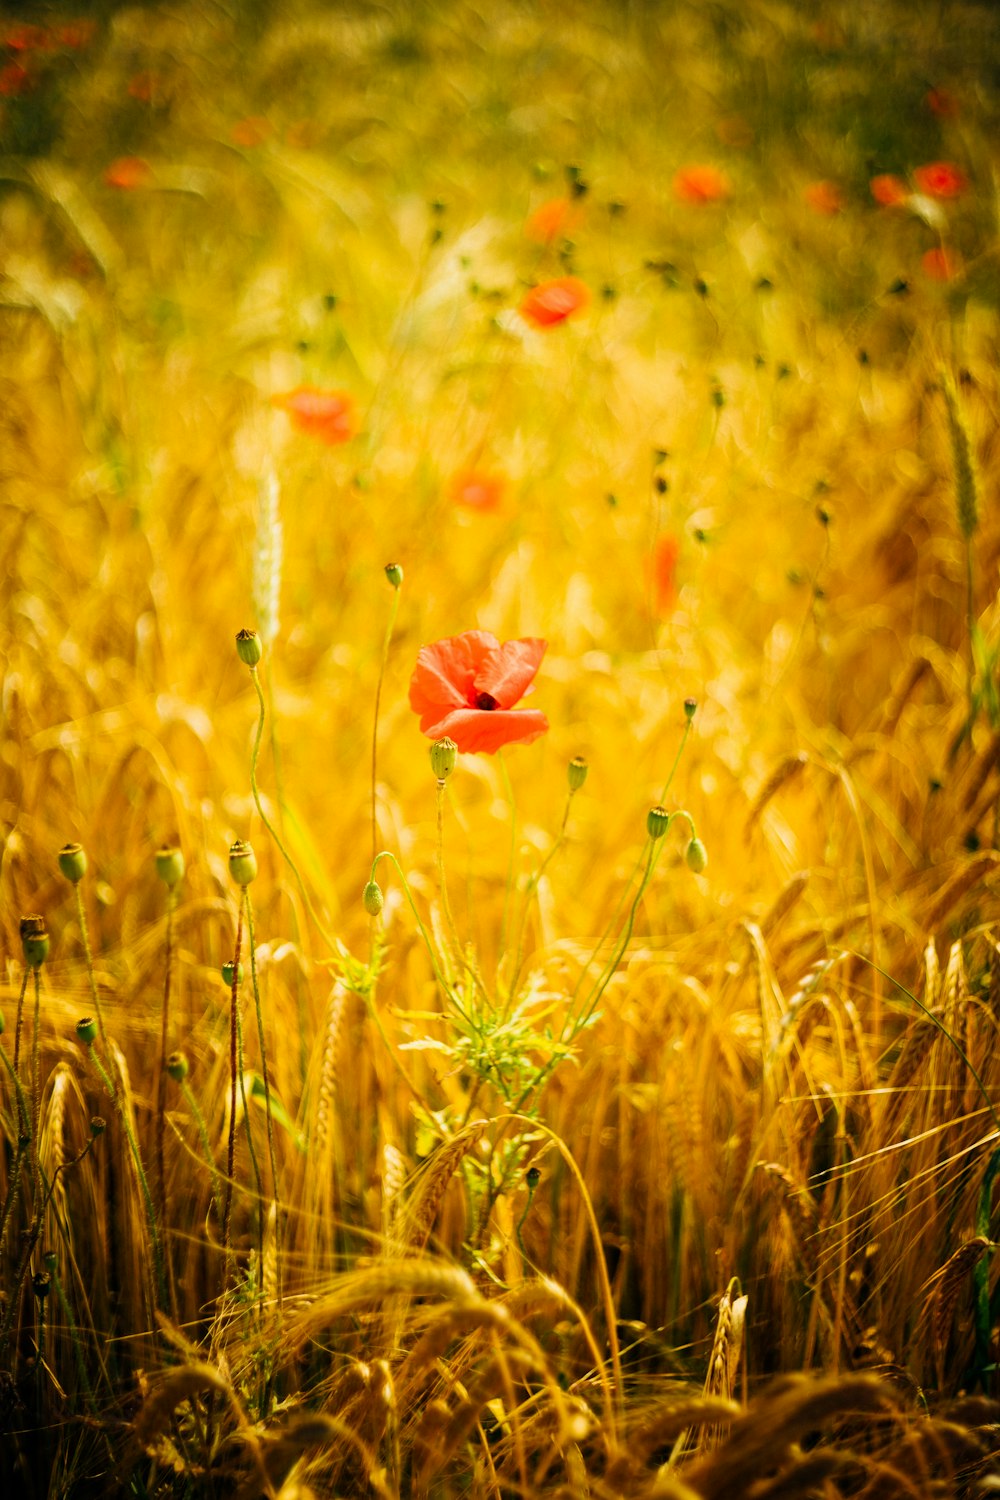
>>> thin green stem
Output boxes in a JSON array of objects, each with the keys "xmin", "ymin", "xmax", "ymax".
[
  {"xmin": 372, "ymin": 583, "xmax": 401, "ymax": 868},
  {"xmin": 436, "ymin": 781, "xmax": 462, "ymax": 972},
  {"xmin": 248, "ymin": 664, "xmax": 335, "ymax": 950},
  {"xmin": 49, "ymin": 1261, "xmax": 97, "ymax": 1414},
  {"xmin": 223, "ymin": 908, "xmax": 243, "ymax": 1258},
  {"xmin": 31, "ymin": 968, "xmax": 42, "ymax": 1207},
  {"xmin": 660, "ymin": 716, "xmax": 693, "ymax": 804},
  {"xmin": 236, "ymin": 962, "xmax": 265, "ymax": 1276},
  {"xmin": 12, "ymin": 966, "xmax": 28, "ymax": 1089},
  {"xmin": 369, "ymin": 850, "xmax": 471, "ymax": 1023},
  {"xmin": 73, "ymin": 884, "xmax": 111, "ymax": 1068},
  {"xmin": 245, "ymin": 889, "xmax": 281, "ymax": 1304},
  {"xmin": 509, "ymin": 786, "xmax": 578, "ymax": 1002},
  {"xmin": 179, "ymin": 1076, "xmax": 225, "ymax": 1224},
  {"xmin": 498, "ymin": 750, "xmax": 517, "ymax": 967},
  {"xmin": 156, "ymin": 886, "xmax": 177, "ymax": 1236}
]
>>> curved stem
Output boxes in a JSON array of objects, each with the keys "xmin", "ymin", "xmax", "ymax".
[
  {"xmin": 156, "ymin": 886, "xmax": 177, "ymax": 1235},
  {"xmin": 372, "ymin": 583, "xmax": 401, "ymax": 868},
  {"xmin": 245, "ymin": 889, "xmax": 281, "ymax": 1304},
  {"xmin": 73, "ymin": 884, "xmax": 111, "ymax": 1071},
  {"xmin": 223, "ymin": 907, "xmax": 243, "ymax": 1259}
]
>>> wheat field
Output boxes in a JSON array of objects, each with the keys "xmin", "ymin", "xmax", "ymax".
[{"xmin": 3, "ymin": 1, "xmax": 1000, "ymax": 1495}]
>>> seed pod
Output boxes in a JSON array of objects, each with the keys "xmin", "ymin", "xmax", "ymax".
[
  {"xmin": 229, "ymin": 839, "xmax": 258, "ymax": 886},
  {"xmin": 686, "ymin": 837, "xmax": 708, "ymax": 874},
  {"xmin": 32, "ymin": 1272, "xmax": 50, "ymax": 1300},
  {"xmin": 166, "ymin": 1050, "xmax": 189, "ymax": 1082},
  {"xmin": 76, "ymin": 1017, "xmax": 98, "ymax": 1045},
  {"xmin": 221, "ymin": 961, "xmax": 244, "ymax": 987},
  {"xmin": 155, "ymin": 846, "xmax": 185, "ymax": 887},
  {"xmin": 58, "ymin": 842, "xmax": 87, "ymax": 883},
  {"xmin": 647, "ymin": 805, "xmax": 670, "ymax": 840},
  {"xmin": 384, "ymin": 563, "xmax": 404, "ymax": 589},
  {"xmin": 90, "ymin": 1116, "xmax": 106, "ymax": 1136},
  {"xmin": 567, "ymin": 756, "xmax": 588, "ymax": 791},
  {"xmin": 235, "ymin": 627, "xmax": 263, "ymax": 666},
  {"xmin": 430, "ymin": 737, "xmax": 458, "ymax": 782},
  {"xmin": 20, "ymin": 916, "xmax": 49, "ymax": 969},
  {"xmin": 684, "ymin": 697, "xmax": 697, "ymax": 720}
]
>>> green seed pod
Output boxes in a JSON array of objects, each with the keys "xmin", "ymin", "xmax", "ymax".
[
  {"xmin": 89, "ymin": 1116, "xmax": 106, "ymax": 1136},
  {"xmin": 166, "ymin": 1050, "xmax": 189, "ymax": 1082},
  {"xmin": 32, "ymin": 1272, "xmax": 50, "ymax": 1300},
  {"xmin": 20, "ymin": 916, "xmax": 49, "ymax": 969},
  {"xmin": 646, "ymin": 805, "xmax": 670, "ymax": 840},
  {"xmin": 221, "ymin": 961, "xmax": 244, "ymax": 987},
  {"xmin": 235, "ymin": 628, "xmax": 263, "ymax": 667},
  {"xmin": 155, "ymin": 846, "xmax": 185, "ymax": 887},
  {"xmin": 567, "ymin": 756, "xmax": 588, "ymax": 792},
  {"xmin": 526, "ymin": 1165, "xmax": 541, "ymax": 1188},
  {"xmin": 229, "ymin": 839, "xmax": 257, "ymax": 886},
  {"xmin": 384, "ymin": 562, "xmax": 404, "ymax": 589},
  {"xmin": 430, "ymin": 737, "xmax": 458, "ymax": 782},
  {"xmin": 76, "ymin": 1017, "xmax": 98, "ymax": 1046},
  {"xmin": 58, "ymin": 842, "xmax": 87, "ymax": 883},
  {"xmin": 363, "ymin": 880, "xmax": 384, "ymax": 916},
  {"xmin": 683, "ymin": 698, "xmax": 697, "ymax": 721},
  {"xmin": 686, "ymin": 836, "xmax": 708, "ymax": 874}
]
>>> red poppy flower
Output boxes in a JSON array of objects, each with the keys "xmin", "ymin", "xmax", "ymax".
[
  {"xmin": 271, "ymin": 386, "xmax": 356, "ymax": 444},
  {"xmin": 921, "ymin": 247, "xmax": 960, "ymax": 281},
  {"xmin": 409, "ymin": 631, "xmax": 549, "ymax": 754},
  {"xmin": 232, "ymin": 116, "xmax": 272, "ymax": 148},
  {"xmin": 803, "ymin": 180, "xmax": 843, "ymax": 215},
  {"xmin": 672, "ymin": 165, "xmax": 729, "ymax": 203},
  {"xmin": 56, "ymin": 21, "xmax": 97, "ymax": 48},
  {"xmin": 525, "ymin": 197, "xmax": 582, "ymax": 244},
  {"xmin": 519, "ymin": 276, "xmax": 590, "ymax": 328},
  {"xmin": 0, "ymin": 61, "xmax": 32, "ymax": 96},
  {"xmin": 926, "ymin": 87, "xmax": 959, "ymax": 119},
  {"xmin": 104, "ymin": 156, "xmax": 153, "ymax": 190},
  {"xmin": 913, "ymin": 161, "xmax": 967, "ymax": 198},
  {"xmin": 4, "ymin": 23, "xmax": 48, "ymax": 51},
  {"xmin": 870, "ymin": 174, "xmax": 908, "ymax": 207},
  {"xmin": 449, "ymin": 470, "xmax": 505, "ymax": 512},
  {"xmin": 649, "ymin": 534, "xmax": 680, "ymax": 615}
]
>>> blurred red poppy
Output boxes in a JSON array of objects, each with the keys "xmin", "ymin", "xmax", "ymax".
[
  {"xmin": 913, "ymin": 161, "xmax": 967, "ymax": 198},
  {"xmin": 650, "ymin": 535, "xmax": 680, "ymax": 615},
  {"xmin": 870, "ymin": 174, "xmax": 908, "ymax": 207},
  {"xmin": 104, "ymin": 156, "xmax": 153, "ymax": 190},
  {"xmin": 56, "ymin": 21, "xmax": 97, "ymax": 48},
  {"xmin": 525, "ymin": 197, "xmax": 582, "ymax": 244},
  {"xmin": 921, "ymin": 247, "xmax": 960, "ymax": 281},
  {"xmin": 803, "ymin": 180, "xmax": 843, "ymax": 215},
  {"xmin": 4, "ymin": 23, "xmax": 49, "ymax": 51},
  {"xmin": 0, "ymin": 61, "xmax": 32, "ymax": 95},
  {"xmin": 409, "ymin": 632, "xmax": 549, "ymax": 753},
  {"xmin": 272, "ymin": 386, "xmax": 356, "ymax": 444},
  {"xmin": 673, "ymin": 165, "xmax": 729, "ymax": 203},
  {"xmin": 449, "ymin": 470, "xmax": 505, "ymax": 512},
  {"xmin": 926, "ymin": 87, "xmax": 959, "ymax": 119},
  {"xmin": 520, "ymin": 276, "xmax": 590, "ymax": 328},
  {"xmin": 232, "ymin": 116, "xmax": 272, "ymax": 148}
]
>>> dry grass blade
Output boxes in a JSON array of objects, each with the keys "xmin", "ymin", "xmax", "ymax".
[
  {"xmin": 282, "ymin": 1259, "xmax": 479, "ymax": 1356},
  {"xmin": 926, "ymin": 1235, "xmax": 991, "ymax": 1386},
  {"xmin": 632, "ymin": 1395, "xmax": 741, "ymax": 1462},
  {"xmin": 744, "ymin": 754, "xmax": 809, "ymax": 839},
  {"xmin": 133, "ymin": 1360, "xmax": 229, "ymax": 1449},
  {"xmin": 398, "ymin": 1122, "xmax": 487, "ymax": 1252}
]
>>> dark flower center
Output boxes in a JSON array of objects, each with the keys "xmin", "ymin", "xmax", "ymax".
[{"xmin": 475, "ymin": 692, "xmax": 500, "ymax": 711}]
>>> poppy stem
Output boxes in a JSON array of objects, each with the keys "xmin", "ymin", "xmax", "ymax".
[
  {"xmin": 436, "ymin": 781, "xmax": 463, "ymax": 973},
  {"xmin": 369, "ymin": 850, "xmax": 473, "ymax": 1025},
  {"xmin": 497, "ymin": 750, "xmax": 518, "ymax": 988},
  {"xmin": 372, "ymin": 579, "xmax": 401, "ymax": 868},
  {"xmin": 509, "ymin": 783, "xmax": 578, "ymax": 1003}
]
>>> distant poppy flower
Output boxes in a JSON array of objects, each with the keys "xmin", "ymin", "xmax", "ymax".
[
  {"xmin": 926, "ymin": 87, "xmax": 959, "ymax": 119},
  {"xmin": 232, "ymin": 116, "xmax": 272, "ymax": 148},
  {"xmin": 803, "ymin": 180, "xmax": 843, "ymax": 215},
  {"xmin": 4, "ymin": 23, "xmax": 48, "ymax": 51},
  {"xmin": 56, "ymin": 20, "xmax": 96, "ymax": 48},
  {"xmin": 525, "ymin": 197, "xmax": 582, "ymax": 244},
  {"xmin": 128, "ymin": 72, "xmax": 157, "ymax": 102},
  {"xmin": 649, "ymin": 534, "xmax": 680, "ymax": 615},
  {"xmin": 519, "ymin": 276, "xmax": 590, "ymax": 328},
  {"xmin": 672, "ymin": 164, "xmax": 729, "ymax": 203},
  {"xmin": 921, "ymin": 247, "xmax": 960, "ymax": 281},
  {"xmin": 409, "ymin": 631, "xmax": 549, "ymax": 754},
  {"xmin": 449, "ymin": 470, "xmax": 505, "ymax": 512},
  {"xmin": 104, "ymin": 156, "xmax": 153, "ymax": 190},
  {"xmin": 0, "ymin": 61, "xmax": 32, "ymax": 96},
  {"xmin": 271, "ymin": 386, "xmax": 356, "ymax": 444},
  {"xmin": 870, "ymin": 174, "xmax": 909, "ymax": 207},
  {"xmin": 913, "ymin": 161, "xmax": 967, "ymax": 198}
]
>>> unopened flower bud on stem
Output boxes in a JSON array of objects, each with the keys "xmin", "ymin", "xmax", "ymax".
[
  {"xmin": 430, "ymin": 737, "xmax": 458, "ymax": 782},
  {"xmin": 229, "ymin": 839, "xmax": 258, "ymax": 886},
  {"xmin": 235, "ymin": 628, "xmax": 262, "ymax": 667},
  {"xmin": 58, "ymin": 843, "xmax": 87, "ymax": 883},
  {"xmin": 567, "ymin": 755, "xmax": 588, "ymax": 792}
]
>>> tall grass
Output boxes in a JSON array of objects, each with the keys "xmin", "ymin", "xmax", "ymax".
[{"xmin": 3, "ymin": 0, "xmax": 1000, "ymax": 1493}]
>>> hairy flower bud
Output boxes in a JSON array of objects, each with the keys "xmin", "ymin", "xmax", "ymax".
[
  {"xmin": 166, "ymin": 1050, "xmax": 189, "ymax": 1082},
  {"xmin": 58, "ymin": 842, "xmax": 87, "ymax": 883},
  {"xmin": 235, "ymin": 628, "xmax": 262, "ymax": 666},
  {"xmin": 363, "ymin": 880, "xmax": 384, "ymax": 916},
  {"xmin": 686, "ymin": 836, "xmax": 708, "ymax": 874}
]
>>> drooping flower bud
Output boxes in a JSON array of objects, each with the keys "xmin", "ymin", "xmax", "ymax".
[
  {"xmin": 58, "ymin": 842, "xmax": 87, "ymax": 883},
  {"xmin": 222, "ymin": 961, "xmax": 244, "ymax": 987},
  {"xmin": 166, "ymin": 1050, "xmax": 189, "ymax": 1082},
  {"xmin": 646, "ymin": 805, "xmax": 670, "ymax": 840},
  {"xmin": 235, "ymin": 628, "xmax": 263, "ymax": 667},
  {"xmin": 76, "ymin": 1016, "xmax": 98, "ymax": 1045},
  {"xmin": 20, "ymin": 916, "xmax": 49, "ymax": 969},
  {"xmin": 363, "ymin": 880, "xmax": 384, "ymax": 916},
  {"xmin": 155, "ymin": 846, "xmax": 185, "ymax": 887},
  {"xmin": 384, "ymin": 563, "xmax": 404, "ymax": 589},
  {"xmin": 430, "ymin": 737, "xmax": 458, "ymax": 782},
  {"xmin": 686, "ymin": 837, "xmax": 708, "ymax": 874},
  {"xmin": 567, "ymin": 756, "xmax": 588, "ymax": 792},
  {"xmin": 229, "ymin": 839, "xmax": 257, "ymax": 886}
]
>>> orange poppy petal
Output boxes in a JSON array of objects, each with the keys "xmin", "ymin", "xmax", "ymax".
[
  {"xmin": 870, "ymin": 174, "xmax": 908, "ymax": 207},
  {"xmin": 673, "ymin": 165, "xmax": 729, "ymax": 203},
  {"xmin": 520, "ymin": 276, "xmax": 590, "ymax": 328},
  {"xmin": 913, "ymin": 161, "xmax": 967, "ymax": 198},
  {"xmin": 473, "ymin": 638, "xmax": 547, "ymax": 710},
  {"xmin": 425, "ymin": 707, "xmax": 549, "ymax": 754}
]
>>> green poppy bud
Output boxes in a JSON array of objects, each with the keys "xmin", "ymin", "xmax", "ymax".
[
  {"xmin": 155, "ymin": 846, "xmax": 185, "ymax": 887},
  {"xmin": 686, "ymin": 836, "xmax": 708, "ymax": 874},
  {"xmin": 526, "ymin": 1165, "xmax": 541, "ymax": 1188},
  {"xmin": 646, "ymin": 805, "xmax": 670, "ymax": 840},
  {"xmin": 363, "ymin": 880, "xmax": 384, "ymax": 916},
  {"xmin": 567, "ymin": 756, "xmax": 588, "ymax": 792},
  {"xmin": 430, "ymin": 737, "xmax": 458, "ymax": 782},
  {"xmin": 221, "ymin": 961, "xmax": 244, "ymax": 987},
  {"xmin": 166, "ymin": 1050, "xmax": 189, "ymax": 1082},
  {"xmin": 384, "ymin": 563, "xmax": 403, "ymax": 589},
  {"xmin": 20, "ymin": 916, "xmax": 49, "ymax": 969},
  {"xmin": 228, "ymin": 839, "xmax": 257, "ymax": 886},
  {"xmin": 76, "ymin": 1017, "xmax": 98, "ymax": 1046},
  {"xmin": 235, "ymin": 628, "xmax": 262, "ymax": 667},
  {"xmin": 58, "ymin": 842, "xmax": 87, "ymax": 883},
  {"xmin": 683, "ymin": 698, "xmax": 697, "ymax": 721}
]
